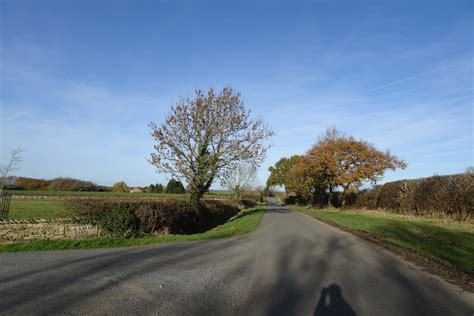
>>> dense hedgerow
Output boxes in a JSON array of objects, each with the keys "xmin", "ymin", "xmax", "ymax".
[
  {"xmin": 74, "ymin": 199, "xmax": 257, "ymax": 237},
  {"xmin": 350, "ymin": 173, "xmax": 473, "ymax": 220}
]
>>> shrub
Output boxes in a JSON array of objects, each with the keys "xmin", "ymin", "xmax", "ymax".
[
  {"xmin": 239, "ymin": 199, "xmax": 258, "ymax": 209},
  {"xmin": 284, "ymin": 195, "xmax": 298, "ymax": 205},
  {"xmin": 78, "ymin": 200, "xmax": 139, "ymax": 237}
]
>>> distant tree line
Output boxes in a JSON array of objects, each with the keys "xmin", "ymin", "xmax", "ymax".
[
  {"xmin": 5, "ymin": 176, "xmax": 187, "ymax": 194},
  {"xmin": 8, "ymin": 177, "xmax": 102, "ymax": 191}
]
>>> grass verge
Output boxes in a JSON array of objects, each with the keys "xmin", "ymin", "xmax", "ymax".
[
  {"xmin": 0, "ymin": 206, "xmax": 265, "ymax": 253},
  {"xmin": 290, "ymin": 206, "xmax": 474, "ymax": 278}
]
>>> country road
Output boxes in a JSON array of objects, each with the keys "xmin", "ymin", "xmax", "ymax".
[{"xmin": 0, "ymin": 199, "xmax": 472, "ymax": 315}]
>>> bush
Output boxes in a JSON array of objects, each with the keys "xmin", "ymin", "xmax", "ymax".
[
  {"xmin": 237, "ymin": 199, "xmax": 257, "ymax": 209},
  {"xmin": 284, "ymin": 195, "xmax": 298, "ymax": 205},
  {"xmin": 74, "ymin": 198, "xmax": 252, "ymax": 237}
]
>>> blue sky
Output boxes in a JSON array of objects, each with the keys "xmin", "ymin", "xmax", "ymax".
[{"xmin": 1, "ymin": 0, "xmax": 472, "ymax": 188}]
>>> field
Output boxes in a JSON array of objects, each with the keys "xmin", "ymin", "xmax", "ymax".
[
  {"xmin": 5, "ymin": 189, "xmax": 233, "ymax": 198},
  {"xmin": 0, "ymin": 206, "xmax": 265, "ymax": 252},
  {"xmin": 290, "ymin": 206, "xmax": 474, "ymax": 275},
  {"xmin": 7, "ymin": 200, "xmax": 75, "ymax": 219},
  {"xmin": 4, "ymin": 190, "xmax": 253, "ymax": 219}
]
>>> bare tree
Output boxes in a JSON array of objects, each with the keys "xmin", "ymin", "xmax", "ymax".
[
  {"xmin": 149, "ymin": 87, "xmax": 273, "ymax": 213},
  {"xmin": 0, "ymin": 147, "xmax": 24, "ymax": 192},
  {"xmin": 222, "ymin": 162, "xmax": 257, "ymax": 199}
]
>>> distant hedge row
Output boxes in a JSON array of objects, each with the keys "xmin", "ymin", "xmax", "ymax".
[
  {"xmin": 74, "ymin": 199, "xmax": 257, "ymax": 237},
  {"xmin": 350, "ymin": 174, "xmax": 473, "ymax": 220}
]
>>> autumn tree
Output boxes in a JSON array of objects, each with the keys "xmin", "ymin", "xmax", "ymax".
[
  {"xmin": 308, "ymin": 127, "xmax": 407, "ymax": 205},
  {"xmin": 0, "ymin": 147, "xmax": 24, "ymax": 192},
  {"xmin": 12, "ymin": 177, "xmax": 50, "ymax": 190},
  {"xmin": 112, "ymin": 181, "xmax": 128, "ymax": 192},
  {"xmin": 267, "ymin": 155, "xmax": 314, "ymax": 203},
  {"xmin": 222, "ymin": 162, "xmax": 257, "ymax": 199},
  {"xmin": 150, "ymin": 87, "xmax": 273, "ymax": 213}
]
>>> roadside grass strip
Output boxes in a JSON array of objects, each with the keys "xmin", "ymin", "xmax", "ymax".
[
  {"xmin": 0, "ymin": 207, "xmax": 265, "ymax": 253},
  {"xmin": 290, "ymin": 206, "xmax": 474, "ymax": 275}
]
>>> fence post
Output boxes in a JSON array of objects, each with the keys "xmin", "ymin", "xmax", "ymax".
[{"xmin": 1, "ymin": 192, "xmax": 12, "ymax": 219}]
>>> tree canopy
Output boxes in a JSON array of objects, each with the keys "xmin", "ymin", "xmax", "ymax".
[
  {"xmin": 112, "ymin": 181, "xmax": 128, "ymax": 192},
  {"xmin": 267, "ymin": 128, "xmax": 406, "ymax": 206},
  {"xmin": 150, "ymin": 87, "xmax": 273, "ymax": 211},
  {"xmin": 222, "ymin": 162, "xmax": 257, "ymax": 199},
  {"xmin": 165, "ymin": 179, "xmax": 185, "ymax": 194}
]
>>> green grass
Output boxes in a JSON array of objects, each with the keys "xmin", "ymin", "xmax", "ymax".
[
  {"xmin": 0, "ymin": 206, "xmax": 265, "ymax": 253},
  {"xmin": 5, "ymin": 189, "xmax": 230, "ymax": 199},
  {"xmin": 8, "ymin": 200, "xmax": 76, "ymax": 219},
  {"xmin": 291, "ymin": 206, "xmax": 474, "ymax": 275}
]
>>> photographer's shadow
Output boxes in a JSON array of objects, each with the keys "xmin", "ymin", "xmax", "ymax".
[{"xmin": 314, "ymin": 284, "xmax": 357, "ymax": 316}]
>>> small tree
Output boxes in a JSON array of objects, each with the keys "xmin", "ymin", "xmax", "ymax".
[
  {"xmin": 112, "ymin": 181, "xmax": 128, "ymax": 192},
  {"xmin": 165, "ymin": 179, "xmax": 185, "ymax": 194},
  {"xmin": 0, "ymin": 147, "xmax": 24, "ymax": 192},
  {"xmin": 267, "ymin": 155, "xmax": 313, "ymax": 203},
  {"xmin": 222, "ymin": 162, "xmax": 257, "ymax": 199},
  {"xmin": 155, "ymin": 183, "xmax": 164, "ymax": 193},
  {"xmin": 147, "ymin": 183, "xmax": 164, "ymax": 193},
  {"xmin": 150, "ymin": 87, "xmax": 273, "ymax": 213}
]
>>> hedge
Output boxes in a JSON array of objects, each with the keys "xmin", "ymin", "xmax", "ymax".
[
  {"xmin": 73, "ymin": 199, "xmax": 257, "ymax": 237},
  {"xmin": 350, "ymin": 173, "xmax": 473, "ymax": 220}
]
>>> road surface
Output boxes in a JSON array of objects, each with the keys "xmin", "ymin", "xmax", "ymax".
[{"xmin": 0, "ymin": 199, "xmax": 473, "ymax": 315}]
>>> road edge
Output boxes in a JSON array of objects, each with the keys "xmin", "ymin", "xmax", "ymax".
[{"xmin": 291, "ymin": 207, "xmax": 474, "ymax": 293}]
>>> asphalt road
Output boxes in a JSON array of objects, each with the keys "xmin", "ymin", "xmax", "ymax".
[{"xmin": 1, "ymin": 198, "xmax": 473, "ymax": 315}]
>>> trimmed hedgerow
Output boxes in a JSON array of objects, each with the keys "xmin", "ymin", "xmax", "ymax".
[
  {"xmin": 412, "ymin": 174, "xmax": 473, "ymax": 219},
  {"xmin": 74, "ymin": 199, "xmax": 255, "ymax": 237},
  {"xmin": 350, "ymin": 173, "xmax": 473, "ymax": 220}
]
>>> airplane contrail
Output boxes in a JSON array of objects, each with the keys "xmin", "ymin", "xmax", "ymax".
[{"xmin": 368, "ymin": 59, "xmax": 472, "ymax": 92}]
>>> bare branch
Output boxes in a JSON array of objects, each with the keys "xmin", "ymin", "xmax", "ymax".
[
  {"xmin": 0, "ymin": 147, "xmax": 25, "ymax": 192},
  {"xmin": 149, "ymin": 87, "xmax": 273, "ymax": 210}
]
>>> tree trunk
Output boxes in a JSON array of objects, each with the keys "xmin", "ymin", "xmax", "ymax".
[
  {"xmin": 190, "ymin": 191, "xmax": 204, "ymax": 215},
  {"xmin": 328, "ymin": 185, "xmax": 334, "ymax": 208},
  {"xmin": 341, "ymin": 185, "xmax": 349, "ymax": 208}
]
